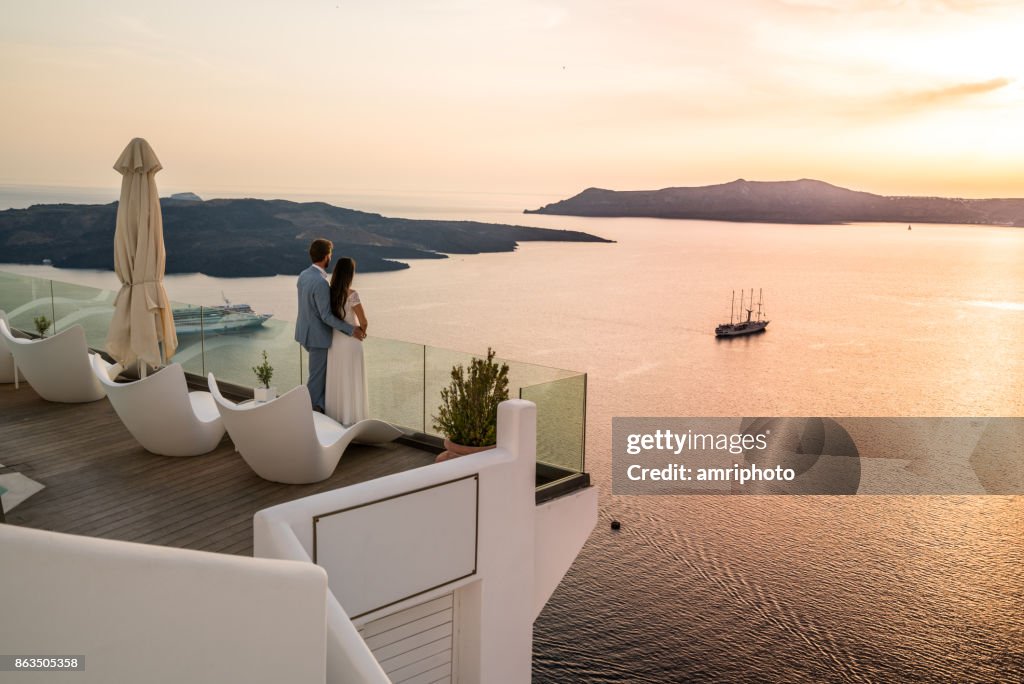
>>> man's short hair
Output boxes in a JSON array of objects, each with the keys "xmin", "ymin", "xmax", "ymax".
[{"xmin": 309, "ymin": 238, "xmax": 333, "ymax": 263}]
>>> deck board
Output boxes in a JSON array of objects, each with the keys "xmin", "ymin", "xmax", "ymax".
[{"xmin": 0, "ymin": 383, "xmax": 437, "ymax": 556}]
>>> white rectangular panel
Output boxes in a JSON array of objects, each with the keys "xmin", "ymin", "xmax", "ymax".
[{"xmin": 315, "ymin": 476, "xmax": 477, "ymax": 618}]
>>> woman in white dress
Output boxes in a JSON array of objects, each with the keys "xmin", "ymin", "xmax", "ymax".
[{"xmin": 325, "ymin": 257, "xmax": 369, "ymax": 425}]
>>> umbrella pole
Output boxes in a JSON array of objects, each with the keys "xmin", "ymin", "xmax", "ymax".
[{"xmin": 139, "ymin": 359, "xmax": 147, "ymax": 379}]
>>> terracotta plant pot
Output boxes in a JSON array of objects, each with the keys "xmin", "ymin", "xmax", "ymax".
[{"xmin": 435, "ymin": 438, "xmax": 495, "ymax": 463}]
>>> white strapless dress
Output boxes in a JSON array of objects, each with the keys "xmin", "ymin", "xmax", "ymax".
[{"xmin": 325, "ymin": 290, "xmax": 368, "ymax": 426}]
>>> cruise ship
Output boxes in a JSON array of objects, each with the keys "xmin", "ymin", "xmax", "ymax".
[
  {"xmin": 0, "ymin": 271, "xmax": 597, "ymax": 684},
  {"xmin": 172, "ymin": 296, "xmax": 273, "ymax": 334}
]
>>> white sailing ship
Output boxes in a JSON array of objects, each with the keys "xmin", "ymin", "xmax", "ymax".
[{"xmin": 715, "ymin": 288, "xmax": 769, "ymax": 337}]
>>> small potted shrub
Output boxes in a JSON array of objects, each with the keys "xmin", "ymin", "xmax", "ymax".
[
  {"xmin": 33, "ymin": 315, "xmax": 51, "ymax": 338},
  {"xmin": 432, "ymin": 348, "xmax": 510, "ymax": 462},
  {"xmin": 252, "ymin": 350, "xmax": 276, "ymax": 402}
]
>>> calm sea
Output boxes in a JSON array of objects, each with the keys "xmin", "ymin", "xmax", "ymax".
[{"xmin": 3, "ymin": 187, "xmax": 1022, "ymax": 682}]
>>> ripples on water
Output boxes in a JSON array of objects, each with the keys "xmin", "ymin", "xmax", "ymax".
[
  {"xmin": 535, "ymin": 496, "xmax": 1022, "ymax": 683},
  {"xmin": 487, "ymin": 219, "xmax": 1023, "ymax": 683}
]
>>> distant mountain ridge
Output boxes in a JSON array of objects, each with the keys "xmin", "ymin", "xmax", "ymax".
[
  {"xmin": 0, "ymin": 197, "xmax": 611, "ymax": 277},
  {"xmin": 526, "ymin": 179, "xmax": 1024, "ymax": 226}
]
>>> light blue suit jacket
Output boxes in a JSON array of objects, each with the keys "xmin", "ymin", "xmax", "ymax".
[{"xmin": 294, "ymin": 264, "xmax": 355, "ymax": 350}]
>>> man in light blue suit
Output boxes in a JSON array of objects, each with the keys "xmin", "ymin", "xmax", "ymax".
[{"xmin": 295, "ymin": 238, "xmax": 365, "ymax": 412}]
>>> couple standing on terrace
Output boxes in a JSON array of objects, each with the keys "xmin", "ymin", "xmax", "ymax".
[{"xmin": 294, "ymin": 238, "xmax": 369, "ymax": 425}]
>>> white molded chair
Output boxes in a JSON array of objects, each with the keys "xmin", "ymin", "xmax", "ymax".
[
  {"xmin": 91, "ymin": 359, "xmax": 225, "ymax": 457},
  {"xmin": 0, "ymin": 311, "xmax": 18, "ymax": 386},
  {"xmin": 208, "ymin": 373, "xmax": 402, "ymax": 484},
  {"xmin": 0, "ymin": 320, "xmax": 115, "ymax": 403}
]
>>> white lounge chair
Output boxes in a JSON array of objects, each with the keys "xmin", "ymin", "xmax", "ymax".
[
  {"xmin": 0, "ymin": 311, "xmax": 18, "ymax": 386},
  {"xmin": 91, "ymin": 359, "xmax": 225, "ymax": 457},
  {"xmin": 208, "ymin": 373, "xmax": 402, "ymax": 484},
  {"xmin": 0, "ymin": 321, "xmax": 116, "ymax": 403}
]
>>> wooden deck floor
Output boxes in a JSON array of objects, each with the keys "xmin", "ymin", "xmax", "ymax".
[{"xmin": 0, "ymin": 383, "xmax": 437, "ymax": 556}]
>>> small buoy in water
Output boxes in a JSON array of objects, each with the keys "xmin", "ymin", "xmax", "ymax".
[{"xmin": 610, "ymin": 520, "xmax": 621, "ymax": 530}]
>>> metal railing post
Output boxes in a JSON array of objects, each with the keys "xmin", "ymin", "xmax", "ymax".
[
  {"xmin": 199, "ymin": 306, "xmax": 206, "ymax": 376},
  {"xmin": 49, "ymin": 280, "xmax": 56, "ymax": 333},
  {"xmin": 422, "ymin": 344, "xmax": 427, "ymax": 433}
]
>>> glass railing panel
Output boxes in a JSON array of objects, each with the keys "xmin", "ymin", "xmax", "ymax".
[
  {"xmin": 49, "ymin": 280, "xmax": 117, "ymax": 349},
  {"xmin": 424, "ymin": 346, "xmax": 586, "ymax": 469},
  {"xmin": 520, "ymin": 374, "xmax": 586, "ymax": 474},
  {"xmin": 191, "ymin": 313, "xmax": 303, "ymax": 394},
  {"xmin": 504, "ymin": 358, "xmax": 577, "ymax": 400},
  {"xmin": 0, "ymin": 269, "xmax": 590, "ymax": 483},
  {"xmin": 423, "ymin": 347, "xmax": 536, "ymax": 435},
  {"xmin": 165, "ymin": 300, "xmax": 207, "ymax": 379},
  {"xmin": 423, "ymin": 347, "xmax": 559, "ymax": 435},
  {"xmin": 364, "ymin": 337, "xmax": 425, "ymax": 432},
  {"xmin": 0, "ymin": 272, "xmax": 55, "ymax": 335},
  {"xmin": 423, "ymin": 346, "xmax": 474, "ymax": 437}
]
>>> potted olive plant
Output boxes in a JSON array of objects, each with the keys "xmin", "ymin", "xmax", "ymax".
[
  {"xmin": 252, "ymin": 350, "xmax": 276, "ymax": 402},
  {"xmin": 33, "ymin": 315, "xmax": 52, "ymax": 338},
  {"xmin": 432, "ymin": 348, "xmax": 510, "ymax": 462}
]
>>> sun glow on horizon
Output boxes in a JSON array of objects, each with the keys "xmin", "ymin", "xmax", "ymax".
[{"xmin": 3, "ymin": 1, "xmax": 1024, "ymax": 199}]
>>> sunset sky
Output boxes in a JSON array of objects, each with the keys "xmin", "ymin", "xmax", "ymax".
[{"xmin": 3, "ymin": 0, "xmax": 1024, "ymax": 199}]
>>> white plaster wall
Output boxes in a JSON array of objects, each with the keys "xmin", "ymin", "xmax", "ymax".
[
  {"xmin": 532, "ymin": 486, "xmax": 599, "ymax": 620},
  {"xmin": 473, "ymin": 400, "xmax": 537, "ymax": 683},
  {"xmin": 254, "ymin": 399, "xmax": 596, "ymax": 684},
  {"xmin": 315, "ymin": 475, "xmax": 478, "ymax": 618},
  {"xmin": 252, "ymin": 518, "xmax": 391, "ymax": 684},
  {"xmin": 0, "ymin": 524, "xmax": 328, "ymax": 684}
]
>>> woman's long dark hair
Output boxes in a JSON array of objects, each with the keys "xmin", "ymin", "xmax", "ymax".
[{"xmin": 330, "ymin": 257, "xmax": 356, "ymax": 319}]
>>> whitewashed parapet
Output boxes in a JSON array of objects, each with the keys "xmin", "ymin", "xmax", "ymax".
[
  {"xmin": 0, "ymin": 524, "xmax": 328, "ymax": 684},
  {"xmin": 255, "ymin": 399, "xmax": 598, "ymax": 684}
]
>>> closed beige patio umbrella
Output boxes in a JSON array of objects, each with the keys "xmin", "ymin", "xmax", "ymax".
[{"xmin": 106, "ymin": 138, "xmax": 177, "ymax": 371}]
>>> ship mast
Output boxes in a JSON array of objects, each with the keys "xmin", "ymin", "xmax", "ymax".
[{"xmin": 730, "ymin": 290, "xmax": 735, "ymax": 325}]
